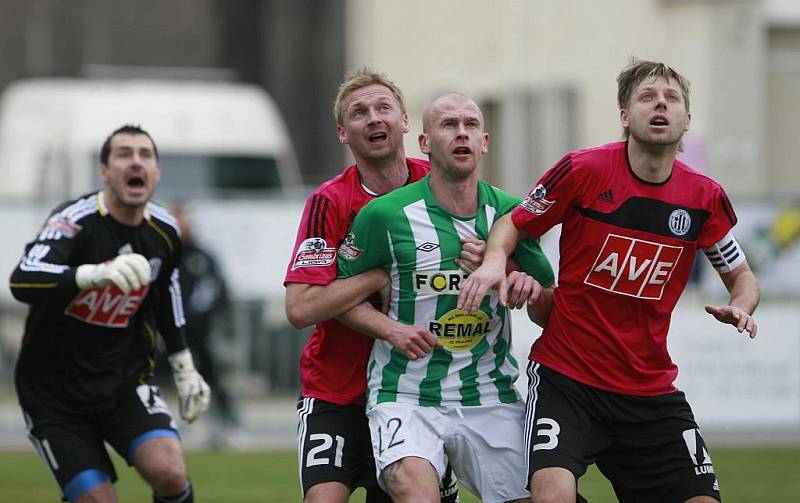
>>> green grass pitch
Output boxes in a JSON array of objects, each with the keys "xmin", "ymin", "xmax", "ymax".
[{"xmin": 1, "ymin": 447, "xmax": 797, "ymax": 501}]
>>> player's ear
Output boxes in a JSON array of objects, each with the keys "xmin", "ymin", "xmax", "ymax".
[
  {"xmin": 402, "ymin": 112, "xmax": 409, "ymax": 134},
  {"xmin": 419, "ymin": 133, "xmax": 431, "ymax": 154},
  {"xmin": 684, "ymin": 112, "xmax": 691, "ymax": 132},
  {"xmin": 481, "ymin": 132, "xmax": 489, "ymax": 155},
  {"xmin": 337, "ymin": 124, "xmax": 350, "ymax": 145},
  {"xmin": 620, "ymin": 108, "xmax": 629, "ymax": 129}
]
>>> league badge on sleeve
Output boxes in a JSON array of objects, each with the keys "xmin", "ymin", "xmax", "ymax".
[
  {"xmin": 521, "ymin": 184, "xmax": 555, "ymax": 216},
  {"xmin": 291, "ymin": 237, "xmax": 336, "ymax": 270},
  {"xmin": 337, "ymin": 232, "xmax": 362, "ymax": 261}
]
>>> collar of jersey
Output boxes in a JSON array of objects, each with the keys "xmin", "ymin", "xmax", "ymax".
[{"xmin": 419, "ymin": 173, "xmax": 489, "ymax": 221}]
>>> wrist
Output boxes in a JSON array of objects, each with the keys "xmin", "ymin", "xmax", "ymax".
[{"xmin": 168, "ymin": 348, "xmax": 196, "ymax": 373}]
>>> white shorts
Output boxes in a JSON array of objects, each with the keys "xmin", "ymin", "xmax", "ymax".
[{"xmin": 367, "ymin": 401, "xmax": 530, "ymax": 503}]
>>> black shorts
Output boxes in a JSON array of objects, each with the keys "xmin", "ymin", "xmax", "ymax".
[
  {"xmin": 526, "ymin": 363, "xmax": 721, "ymax": 503},
  {"xmin": 22, "ymin": 384, "xmax": 178, "ymax": 501},
  {"xmin": 296, "ymin": 397, "xmax": 389, "ymax": 501}
]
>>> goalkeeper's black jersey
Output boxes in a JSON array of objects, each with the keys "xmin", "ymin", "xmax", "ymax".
[{"xmin": 9, "ymin": 191, "xmax": 188, "ymax": 414}]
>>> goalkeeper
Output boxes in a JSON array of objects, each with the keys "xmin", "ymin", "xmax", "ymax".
[{"xmin": 9, "ymin": 125, "xmax": 209, "ymax": 503}]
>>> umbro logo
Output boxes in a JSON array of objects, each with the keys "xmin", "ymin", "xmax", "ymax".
[
  {"xmin": 417, "ymin": 242, "xmax": 440, "ymax": 252},
  {"xmin": 597, "ymin": 189, "xmax": 614, "ymax": 204}
]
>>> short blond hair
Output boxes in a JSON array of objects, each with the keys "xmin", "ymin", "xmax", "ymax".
[
  {"xmin": 333, "ymin": 67, "xmax": 406, "ymax": 126},
  {"xmin": 617, "ymin": 58, "xmax": 691, "ymax": 139}
]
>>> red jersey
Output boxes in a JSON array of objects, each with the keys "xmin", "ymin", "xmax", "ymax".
[
  {"xmin": 284, "ymin": 158, "xmax": 430, "ymax": 405},
  {"xmin": 511, "ymin": 142, "xmax": 737, "ymax": 396}
]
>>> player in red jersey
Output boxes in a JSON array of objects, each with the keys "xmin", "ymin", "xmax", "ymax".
[
  {"xmin": 459, "ymin": 59, "xmax": 760, "ymax": 503},
  {"xmin": 284, "ymin": 68, "xmax": 465, "ymax": 503}
]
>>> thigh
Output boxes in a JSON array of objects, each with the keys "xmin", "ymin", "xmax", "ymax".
[
  {"xmin": 297, "ymin": 397, "xmax": 385, "ymax": 497},
  {"xmin": 22, "ymin": 406, "xmax": 116, "ymax": 500},
  {"xmin": 448, "ymin": 401, "xmax": 530, "ymax": 503},
  {"xmin": 525, "ymin": 363, "xmax": 608, "ymax": 482},
  {"xmin": 597, "ymin": 393, "xmax": 721, "ymax": 503},
  {"xmin": 101, "ymin": 384, "xmax": 180, "ymax": 466},
  {"xmin": 366, "ymin": 402, "xmax": 447, "ymax": 484}
]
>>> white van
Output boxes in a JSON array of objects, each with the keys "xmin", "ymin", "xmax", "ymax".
[{"xmin": 0, "ymin": 77, "xmax": 301, "ymax": 201}]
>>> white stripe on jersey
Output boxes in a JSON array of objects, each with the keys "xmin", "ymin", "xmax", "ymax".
[
  {"xmin": 19, "ymin": 244, "xmax": 69, "ymax": 274},
  {"xmin": 703, "ymin": 231, "xmax": 745, "ymax": 273},
  {"xmin": 169, "ymin": 269, "xmax": 186, "ymax": 327},
  {"xmin": 147, "ymin": 202, "xmax": 181, "ymax": 236}
]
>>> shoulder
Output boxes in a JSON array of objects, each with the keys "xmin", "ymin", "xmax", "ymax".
[
  {"xmin": 50, "ymin": 192, "xmax": 102, "ymax": 224},
  {"xmin": 477, "ymin": 180, "xmax": 521, "ymax": 211},
  {"xmin": 406, "ymin": 157, "xmax": 431, "ymax": 179},
  {"xmin": 145, "ymin": 200, "xmax": 181, "ymax": 238},
  {"xmin": 312, "ymin": 164, "xmax": 360, "ymax": 199},
  {"xmin": 568, "ymin": 141, "xmax": 625, "ymax": 173},
  {"xmin": 672, "ymin": 159, "xmax": 725, "ymax": 191}
]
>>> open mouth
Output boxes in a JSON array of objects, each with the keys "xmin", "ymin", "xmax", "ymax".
[
  {"xmin": 368, "ymin": 132, "xmax": 388, "ymax": 143},
  {"xmin": 126, "ymin": 176, "xmax": 145, "ymax": 188},
  {"xmin": 453, "ymin": 146, "xmax": 472, "ymax": 155},
  {"xmin": 650, "ymin": 116, "xmax": 669, "ymax": 127}
]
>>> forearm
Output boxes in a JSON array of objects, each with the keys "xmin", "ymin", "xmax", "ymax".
[
  {"xmin": 285, "ymin": 268, "xmax": 387, "ymax": 328},
  {"xmin": 724, "ymin": 266, "xmax": 760, "ymax": 315},
  {"xmin": 484, "ymin": 214, "xmax": 527, "ymax": 268},
  {"xmin": 336, "ymin": 301, "xmax": 396, "ymax": 341},
  {"xmin": 527, "ymin": 287, "xmax": 554, "ymax": 328}
]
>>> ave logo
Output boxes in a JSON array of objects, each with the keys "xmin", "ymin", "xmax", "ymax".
[
  {"xmin": 584, "ymin": 234, "xmax": 683, "ymax": 299},
  {"xmin": 65, "ymin": 283, "xmax": 149, "ymax": 328}
]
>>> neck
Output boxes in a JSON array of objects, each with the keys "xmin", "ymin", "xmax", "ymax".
[
  {"xmin": 627, "ymin": 137, "xmax": 679, "ymax": 183},
  {"xmin": 355, "ymin": 150, "xmax": 409, "ymax": 195},
  {"xmin": 428, "ymin": 168, "xmax": 479, "ymax": 217},
  {"xmin": 103, "ymin": 190, "xmax": 146, "ymax": 226}
]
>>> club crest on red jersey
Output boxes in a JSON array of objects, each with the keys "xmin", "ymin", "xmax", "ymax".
[
  {"xmin": 584, "ymin": 234, "xmax": 683, "ymax": 299},
  {"xmin": 64, "ymin": 284, "xmax": 150, "ymax": 327},
  {"xmin": 292, "ymin": 237, "xmax": 336, "ymax": 270}
]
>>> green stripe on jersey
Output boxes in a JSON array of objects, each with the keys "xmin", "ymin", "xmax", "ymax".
[{"xmin": 338, "ymin": 175, "xmax": 554, "ymax": 408}]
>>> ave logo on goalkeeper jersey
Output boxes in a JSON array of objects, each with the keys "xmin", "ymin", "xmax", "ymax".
[
  {"xmin": 585, "ymin": 234, "xmax": 683, "ymax": 299},
  {"xmin": 292, "ymin": 237, "xmax": 336, "ymax": 270},
  {"xmin": 65, "ymin": 283, "xmax": 150, "ymax": 328}
]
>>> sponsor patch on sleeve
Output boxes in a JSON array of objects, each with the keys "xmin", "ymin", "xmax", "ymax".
[
  {"xmin": 337, "ymin": 232, "xmax": 362, "ymax": 261},
  {"xmin": 38, "ymin": 215, "xmax": 82, "ymax": 240},
  {"xmin": 291, "ymin": 237, "xmax": 337, "ymax": 270},
  {"xmin": 520, "ymin": 184, "xmax": 555, "ymax": 216}
]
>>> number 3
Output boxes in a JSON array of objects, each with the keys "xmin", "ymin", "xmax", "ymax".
[
  {"xmin": 306, "ymin": 433, "xmax": 345, "ymax": 467},
  {"xmin": 533, "ymin": 418, "xmax": 560, "ymax": 451}
]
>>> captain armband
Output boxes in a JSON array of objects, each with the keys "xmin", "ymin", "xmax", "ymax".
[{"xmin": 702, "ymin": 231, "xmax": 746, "ymax": 273}]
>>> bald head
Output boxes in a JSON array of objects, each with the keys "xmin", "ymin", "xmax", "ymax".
[{"xmin": 422, "ymin": 93, "xmax": 484, "ymax": 133}]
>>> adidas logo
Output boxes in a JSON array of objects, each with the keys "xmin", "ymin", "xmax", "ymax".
[{"xmin": 597, "ymin": 189, "xmax": 614, "ymax": 204}]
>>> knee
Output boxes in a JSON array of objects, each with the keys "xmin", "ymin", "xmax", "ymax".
[{"xmin": 148, "ymin": 462, "xmax": 188, "ymax": 495}]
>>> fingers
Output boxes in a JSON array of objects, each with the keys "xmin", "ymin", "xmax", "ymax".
[{"xmin": 108, "ymin": 254, "xmax": 151, "ymax": 293}]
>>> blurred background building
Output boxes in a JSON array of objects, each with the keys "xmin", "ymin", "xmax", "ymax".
[{"xmin": 0, "ymin": 0, "xmax": 798, "ymax": 446}]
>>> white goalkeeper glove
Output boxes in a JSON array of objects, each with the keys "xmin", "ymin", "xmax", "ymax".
[
  {"xmin": 75, "ymin": 253, "xmax": 151, "ymax": 293},
  {"xmin": 168, "ymin": 349, "xmax": 211, "ymax": 423}
]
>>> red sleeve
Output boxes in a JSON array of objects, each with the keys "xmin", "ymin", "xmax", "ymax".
[
  {"xmin": 283, "ymin": 192, "xmax": 345, "ymax": 286},
  {"xmin": 511, "ymin": 153, "xmax": 584, "ymax": 237},
  {"xmin": 697, "ymin": 185, "xmax": 738, "ymax": 249}
]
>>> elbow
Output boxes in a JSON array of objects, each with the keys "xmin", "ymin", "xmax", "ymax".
[{"xmin": 285, "ymin": 304, "xmax": 312, "ymax": 330}]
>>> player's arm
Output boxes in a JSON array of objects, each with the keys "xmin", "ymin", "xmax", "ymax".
[
  {"xmin": 285, "ymin": 268, "xmax": 388, "ymax": 329},
  {"xmin": 705, "ymin": 261, "xmax": 760, "ymax": 338},
  {"xmin": 337, "ymin": 301, "xmax": 441, "ymax": 360},
  {"xmin": 155, "ymin": 240, "xmax": 211, "ymax": 423},
  {"xmin": 701, "ymin": 232, "xmax": 760, "ymax": 338},
  {"xmin": 458, "ymin": 214, "xmax": 527, "ymax": 312}
]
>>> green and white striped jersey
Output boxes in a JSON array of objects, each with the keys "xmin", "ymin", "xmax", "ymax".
[{"xmin": 338, "ymin": 175, "xmax": 554, "ymax": 408}]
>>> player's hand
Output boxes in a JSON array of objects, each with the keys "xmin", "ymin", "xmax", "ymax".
[
  {"xmin": 168, "ymin": 349, "xmax": 212, "ymax": 423},
  {"xmin": 505, "ymin": 271, "xmax": 543, "ymax": 310},
  {"xmin": 704, "ymin": 304, "xmax": 758, "ymax": 338},
  {"xmin": 454, "ymin": 238, "xmax": 486, "ymax": 274},
  {"xmin": 458, "ymin": 256, "xmax": 508, "ymax": 313},
  {"xmin": 384, "ymin": 321, "xmax": 442, "ymax": 360},
  {"xmin": 75, "ymin": 253, "xmax": 151, "ymax": 293}
]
